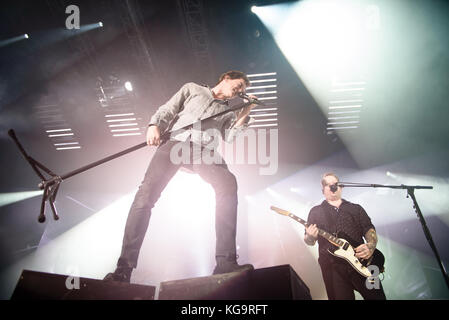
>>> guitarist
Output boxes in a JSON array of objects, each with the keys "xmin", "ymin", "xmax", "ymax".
[{"xmin": 304, "ymin": 172, "xmax": 386, "ymax": 300}]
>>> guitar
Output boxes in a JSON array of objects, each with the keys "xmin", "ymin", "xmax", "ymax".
[{"xmin": 270, "ymin": 206, "xmax": 385, "ymax": 278}]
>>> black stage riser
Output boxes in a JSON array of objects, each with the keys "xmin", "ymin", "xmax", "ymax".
[
  {"xmin": 159, "ymin": 264, "xmax": 311, "ymax": 300},
  {"xmin": 11, "ymin": 265, "xmax": 310, "ymax": 300},
  {"xmin": 11, "ymin": 270, "xmax": 156, "ymax": 300}
]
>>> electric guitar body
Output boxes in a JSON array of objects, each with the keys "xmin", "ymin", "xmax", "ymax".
[{"xmin": 270, "ymin": 206, "xmax": 385, "ymax": 278}]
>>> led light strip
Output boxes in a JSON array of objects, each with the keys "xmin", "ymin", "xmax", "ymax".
[
  {"xmin": 105, "ymin": 113, "xmax": 135, "ymax": 117},
  {"xmin": 327, "ymin": 126, "xmax": 359, "ymax": 130},
  {"xmin": 113, "ymin": 132, "xmax": 142, "ymax": 137},
  {"xmin": 250, "ymin": 113, "xmax": 278, "ymax": 117},
  {"xmin": 246, "ymin": 84, "xmax": 277, "ymax": 90},
  {"xmin": 249, "ymin": 78, "xmax": 277, "ymax": 84},
  {"xmin": 54, "ymin": 142, "xmax": 79, "ymax": 146},
  {"xmin": 329, "ymin": 105, "xmax": 361, "ymax": 109},
  {"xmin": 108, "ymin": 123, "xmax": 139, "ymax": 127},
  {"xmin": 48, "ymin": 133, "xmax": 74, "ymax": 137},
  {"xmin": 56, "ymin": 146, "xmax": 81, "ymax": 150},
  {"xmin": 45, "ymin": 128, "xmax": 72, "ymax": 133},
  {"xmin": 110, "ymin": 128, "xmax": 140, "ymax": 132},
  {"xmin": 106, "ymin": 118, "xmax": 137, "ymax": 123},
  {"xmin": 248, "ymin": 90, "xmax": 277, "ymax": 95},
  {"xmin": 251, "ymin": 107, "xmax": 278, "ymax": 112},
  {"xmin": 328, "ymin": 116, "xmax": 360, "ymax": 120},
  {"xmin": 327, "ymin": 121, "xmax": 359, "ymax": 125},
  {"xmin": 328, "ymin": 110, "xmax": 361, "ymax": 115},
  {"xmin": 250, "ymin": 123, "xmax": 278, "ymax": 128},
  {"xmin": 329, "ymin": 99, "xmax": 364, "ymax": 104},
  {"xmin": 254, "ymin": 118, "xmax": 278, "ymax": 123}
]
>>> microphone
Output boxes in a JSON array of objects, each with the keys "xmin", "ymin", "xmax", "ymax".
[
  {"xmin": 238, "ymin": 92, "xmax": 264, "ymax": 105},
  {"xmin": 330, "ymin": 183, "xmax": 339, "ymax": 193}
]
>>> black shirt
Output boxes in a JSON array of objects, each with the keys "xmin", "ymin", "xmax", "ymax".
[{"xmin": 307, "ymin": 199, "xmax": 375, "ymax": 266}]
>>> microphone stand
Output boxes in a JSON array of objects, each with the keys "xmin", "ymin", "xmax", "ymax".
[
  {"xmin": 8, "ymin": 98, "xmax": 255, "ymax": 223},
  {"xmin": 338, "ymin": 181, "xmax": 449, "ymax": 291}
]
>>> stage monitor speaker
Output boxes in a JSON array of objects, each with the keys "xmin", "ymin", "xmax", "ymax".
[
  {"xmin": 158, "ymin": 264, "xmax": 311, "ymax": 300},
  {"xmin": 11, "ymin": 270, "xmax": 156, "ymax": 300}
]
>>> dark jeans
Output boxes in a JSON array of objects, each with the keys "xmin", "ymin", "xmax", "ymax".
[
  {"xmin": 117, "ymin": 140, "xmax": 239, "ymax": 269},
  {"xmin": 320, "ymin": 259, "xmax": 387, "ymax": 300}
]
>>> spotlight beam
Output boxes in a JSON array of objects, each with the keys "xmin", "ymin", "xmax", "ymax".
[{"xmin": 0, "ymin": 34, "xmax": 29, "ymax": 47}]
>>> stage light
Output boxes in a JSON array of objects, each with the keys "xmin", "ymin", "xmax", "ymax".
[
  {"xmin": 251, "ymin": 6, "xmax": 258, "ymax": 14},
  {"xmin": 0, "ymin": 34, "xmax": 30, "ymax": 47},
  {"xmin": 0, "ymin": 191, "xmax": 43, "ymax": 207},
  {"xmin": 124, "ymin": 81, "xmax": 133, "ymax": 92},
  {"xmin": 98, "ymin": 22, "xmax": 103, "ymax": 27}
]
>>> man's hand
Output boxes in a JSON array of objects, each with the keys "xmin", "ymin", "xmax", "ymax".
[
  {"xmin": 243, "ymin": 94, "xmax": 259, "ymax": 112},
  {"xmin": 146, "ymin": 125, "xmax": 161, "ymax": 146},
  {"xmin": 235, "ymin": 94, "xmax": 258, "ymax": 127},
  {"xmin": 305, "ymin": 224, "xmax": 319, "ymax": 245},
  {"xmin": 355, "ymin": 228, "xmax": 377, "ymax": 260},
  {"xmin": 355, "ymin": 243, "xmax": 375, "ymax": 260}
]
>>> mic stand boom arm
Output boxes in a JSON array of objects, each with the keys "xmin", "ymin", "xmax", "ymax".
[
  {"xmin": 8, "ymin": 99, "xmax": 254, "ymax": 223},
  {"xmin": 338, "ymin": 181, "xmax": 449, "ymax": 291}
]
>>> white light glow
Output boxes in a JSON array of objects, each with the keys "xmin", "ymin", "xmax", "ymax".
[
  {"xmin": 251, "ymin": 107, "xmax": 278, "ymax": 112},
  {"xmin": 253, "ymin": 0, "xmax": 372, "ymax": 112},
  {"xmin": 250, "ymin": 123, "xmax": 278, "ymax": 128},
  {"xmin": 124, "ymin": 81, "xmax": 133, "ymax": 92},
  {"xmin": 45, "ymin": 128, "xmax": 72, "ymax": 133},
  {"xmin": 246, "ymin": 85, "xmax": 277, "ymax": 90},
  {"xmin": 48, "ymin": 133, "xmax": 74, "ymax": 137},
  {"xmin": 0, "ymin": 190, "xmax": 43, "ymax": 207},
  {"xmin": 110, "ymin": 128, "xmax": 140, "ymax": 132},
  {"xmin": 328, "ymin": 105, "xmax": 361, "ymax": 109},
  {"xmin": 106, "ymin": 118, "xmax": 137, "ymax": 122},
  {"xmin": 108, "ymin": 123, "xmax": 138, "ymax": 127},
  {"xmin": 105, "ymin": 113, "xmax": 135, "ymax": 117},
  {"xmin": 54, "ymin": 142, "xmax": 79, "ymax": 146},
  {"xmin": 250, "ymin": 113, "xmax": 278, "ymax": 117},
  {"xmin": 250, "ymin": 90, "xmax": 277, "ymax": 95},
  {"xmin": 247, "ymin": 72, "xmax": 276, "ymax": 77},
  {"xmin": 56, "ymin": 146, "xmax": 81, "ymax": 150},
  {"xmin": 112, "ymin": 132, "xmax": 142, "ymax": 137},
  {"xmin": 248, "ymin": 78, "xmax": 277, "ymax": 83}
]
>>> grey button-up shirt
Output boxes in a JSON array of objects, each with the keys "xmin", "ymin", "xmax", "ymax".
[{"xmin": 149, "ymin": 82, "xmax": 253, "ymax": 146}]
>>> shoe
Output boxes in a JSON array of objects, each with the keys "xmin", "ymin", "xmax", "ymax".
[
  {"xmin": 103, "ymin": 267, "xmax": 132, "ymax": 283},
  {"xmin": 213, "ymin": 254, "xmax": 254, "ymax": 275},
  {"xmin": 213, "ymin": 262, "xmax": 254, "ymax": 275}
]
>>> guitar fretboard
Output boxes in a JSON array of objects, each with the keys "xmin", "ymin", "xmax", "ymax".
[{"xmin": 288, "ymin": 213, "xmax": 343, "ymax": 247}]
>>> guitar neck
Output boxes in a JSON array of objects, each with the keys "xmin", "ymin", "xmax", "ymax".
[{"xmin": 287, "ymin": 213, "xmax": 342, "ymax": 247}]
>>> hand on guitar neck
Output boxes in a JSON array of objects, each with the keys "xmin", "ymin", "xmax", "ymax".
[{"xmin": 305, "ymin": 224, "xmax": 319, "ymax": 245}]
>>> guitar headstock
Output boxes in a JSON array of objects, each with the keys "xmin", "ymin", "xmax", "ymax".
[{"xmin": 270, "ymin": 206, "xmax": 290, "ymax": 216}]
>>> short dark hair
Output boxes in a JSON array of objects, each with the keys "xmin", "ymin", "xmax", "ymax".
[{"xmin": 217, "ymin": 70, "xmax": 250, "ymax": 87}]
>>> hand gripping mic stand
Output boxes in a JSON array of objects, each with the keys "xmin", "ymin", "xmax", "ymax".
[
  {"xmin": 338, "ymin": 181, "xmax": 449, "ymax": 291},
  {"xmin": 8, "ymin": 98, "xmax": 259, "ymax": 224}
]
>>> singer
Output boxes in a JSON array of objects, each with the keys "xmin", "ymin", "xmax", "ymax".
[
  {"xmin": 104, "ymin": 70, "xmax": 258, "ymax": 282},
  {"xmin": 303, "ymin": 172, "xmax": 386, "ymax": 300}
]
